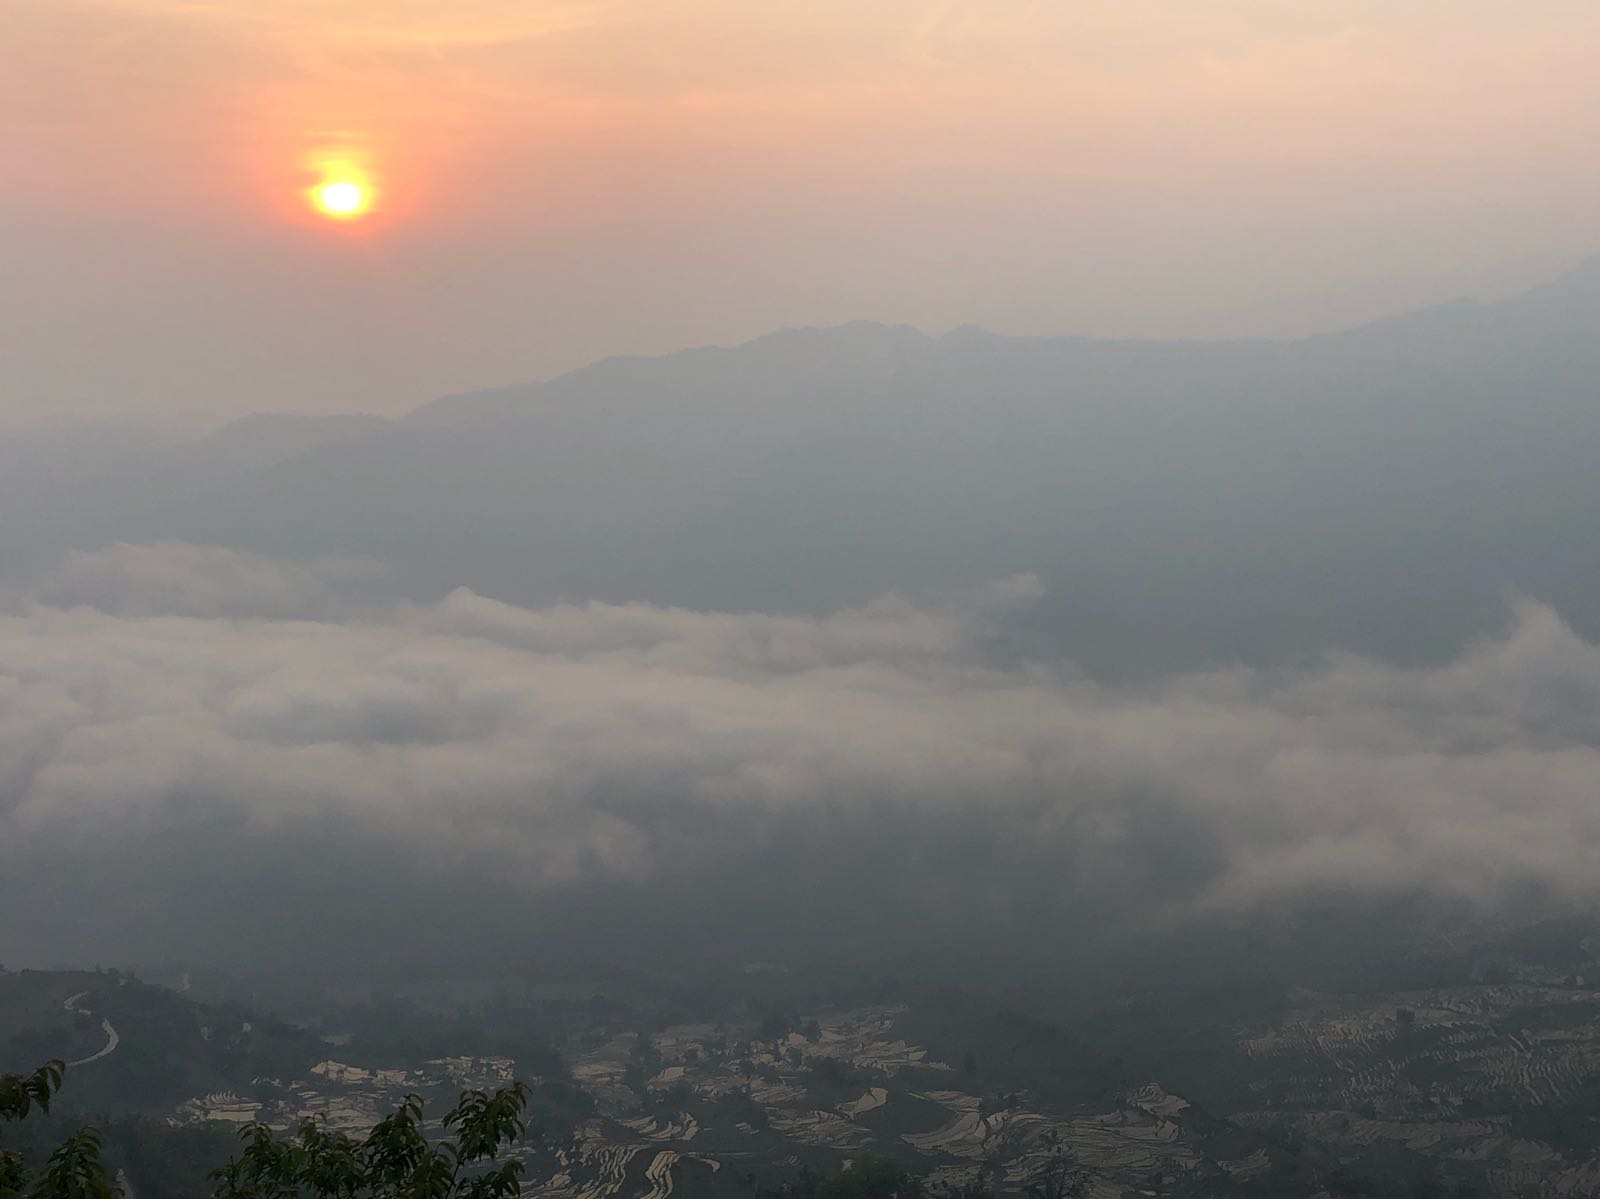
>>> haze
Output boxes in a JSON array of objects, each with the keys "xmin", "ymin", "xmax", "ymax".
[
  {"xmin": 5, "ymin": 0, "xmax": 1600, "ymax": 422},
  {"xmin": 6, "ymin": 0, "xmax": 1600, "ymax": 993},
  {"xmin": 15, "ymin": 11, "xmax": 1600, "ymax": 1197}
]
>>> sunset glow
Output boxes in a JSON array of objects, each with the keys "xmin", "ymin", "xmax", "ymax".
[
  {"xmin": 8, "ymin": 0, "xmax": 1600, "ymax": 416},
  {"xmin": 11, "ymin": 4, "xmax": 1600, "ymax": 1188}
]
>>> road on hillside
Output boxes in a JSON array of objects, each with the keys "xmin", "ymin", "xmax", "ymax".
[{"xmin": 61, "ymin": 990, "xmax": 120, "ymax": 1067}]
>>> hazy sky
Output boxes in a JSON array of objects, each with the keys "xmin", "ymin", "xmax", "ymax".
[{"xmin": 5, "ymin": 0, "xmax": 1600, "ymax": 422}]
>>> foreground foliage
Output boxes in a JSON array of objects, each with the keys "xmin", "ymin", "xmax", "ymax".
[
  {"xmin": 210, "ymin": 1083, "xmax": 530, "ymax": 1199},
  {"xmin": 2, "ymin": 1060, "xmax": 119, "ymax": 1199}
]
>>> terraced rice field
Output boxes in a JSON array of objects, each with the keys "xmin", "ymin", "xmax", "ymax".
[
  {"xmin": 285, "ymin": 1003, "xmax": 1223, "ymax": 1193},
  {"xmin": 1224, "ymin": 981, "xmax": 1600, "ymax": 1192}
]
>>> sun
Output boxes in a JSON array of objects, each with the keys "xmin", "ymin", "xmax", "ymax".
[
  {"xmin": 310, "ymin": 175, "xmax": 372, "ymax": 221},
  {"xmin": 317, "ymin": 181, "xmax": 366, "ymax": 217},
  {"xmin": 304, "ymin": 155, "xmax": 377, "ymax": 222}
]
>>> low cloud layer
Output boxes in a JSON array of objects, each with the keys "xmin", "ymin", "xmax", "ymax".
[{"xmin": 4, "ymin": 542, "xmax": 1598, "ymax": 975}]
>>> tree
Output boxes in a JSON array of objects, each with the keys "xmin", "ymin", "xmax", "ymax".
[
  {"xmin": 2, "ymin": 1059, "xmax": 120, "ymax": 1199},
  {"xmin": 210, "ymin": 1083, "xmax": 531, "ymax": 1199},
  {"xmin": 1, "ymin": 1062, "xmax": 65, "ymax": 1124},
  {"xmin": 28, "ymin": 1130, "xmax": 119, "ymax": 1199}
]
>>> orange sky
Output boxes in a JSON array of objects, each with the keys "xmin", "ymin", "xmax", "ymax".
[{"xmin": 4, "ymin": 0, "xmax": 1600, "ymax": 421}]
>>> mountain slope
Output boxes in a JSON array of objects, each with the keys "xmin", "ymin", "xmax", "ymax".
[{"xmin": 9, "ymin": 258, "xmax": 1600, "ymax": 674}]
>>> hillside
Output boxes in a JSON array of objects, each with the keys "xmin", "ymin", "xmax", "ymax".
[{"xmin": 13, "ymin": 926, "xmax": 1600, "ymax": 1197}]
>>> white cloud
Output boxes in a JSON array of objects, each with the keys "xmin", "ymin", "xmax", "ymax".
[{"xmin": 4, "ymin": 545, "xmax": 1598, "ymax": 970}]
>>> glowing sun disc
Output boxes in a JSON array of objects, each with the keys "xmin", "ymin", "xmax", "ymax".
[{"xmin": 312, "ymin": 179, "xmax": 369, "ymax": 219}]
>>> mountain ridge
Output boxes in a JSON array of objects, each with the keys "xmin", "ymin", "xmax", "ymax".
[
  {"xmin": 6, "ymin": 254, "xmax": 1600, "ymax": 675},
  {"xmin": 406, "ymin": 253, "xmax": 1600, "ymax": 426}
]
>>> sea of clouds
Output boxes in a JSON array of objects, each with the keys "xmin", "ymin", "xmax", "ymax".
[{"xmin": 4, "ymin": 542, "xmax": 1598, "ymax": 973}]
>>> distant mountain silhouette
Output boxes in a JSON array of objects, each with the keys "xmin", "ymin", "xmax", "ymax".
[{"xmin": 10, "ymin": 256, "xmax": 1600, "ymax": 675}]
